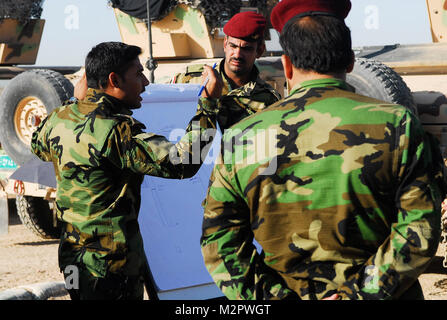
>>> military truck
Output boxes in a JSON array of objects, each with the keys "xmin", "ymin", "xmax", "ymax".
[
  {"xmin": 0, "ymin": 0, "xmax": 77, "ymax": 239},
  {"xmin": 0, "ymin": 0, "xmax": 443, "ymax": 243}
]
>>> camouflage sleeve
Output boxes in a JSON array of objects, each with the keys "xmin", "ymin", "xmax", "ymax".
[
  {"xmin": 104, "ymin": 97, "xmax": 218, "ymax": 179},
  {"xmin": 337, "ymin": 111, "xmax": 445, "ymax": 300},
  {"xmin": 30, "ymin": 115, "xmax": 52, "ymax": 162},
  {"xmin": 200, "ymin": 146, "xmax": 299, "ymax": 300}
]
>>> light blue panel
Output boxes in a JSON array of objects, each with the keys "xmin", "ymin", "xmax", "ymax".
[{"xmin": 134, "ymin": 84, "xmax": 224, "ymax": 299}]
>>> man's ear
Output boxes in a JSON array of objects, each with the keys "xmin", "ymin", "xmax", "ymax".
[
  {"xmin": 107, "ymin": 72, "xmax": 121, "ymax": 89},
  {"xmin": 346, "ymin": 51, "xmax": 355, "ymax": 73},
  {"xmin": 256, "ymin": 42, "xmax": 266, "ymax": 58},
  {"xmin": 281, "ymin": 54, "xmax": 294, "ymax": 80}
]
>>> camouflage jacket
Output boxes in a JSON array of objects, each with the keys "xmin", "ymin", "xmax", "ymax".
[
  {"xmin": 201, "ymin": 78, "xmax": 445, "ymax": 300},
  {"xmin": 172, "ymin": 59, "xmax": 281, "ymax": 130},
  {"xmin": 31, "ymin": 88, "xmax": 218, "ymax": 279}
]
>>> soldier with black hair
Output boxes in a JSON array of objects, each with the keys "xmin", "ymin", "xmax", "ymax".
[{"xmin": 31, "ymin": 41, "xmax": 222, "ymax": 300}]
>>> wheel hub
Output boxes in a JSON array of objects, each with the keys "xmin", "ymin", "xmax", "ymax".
[{"xmin": 14, "ymin": 96, "xmax": 47, "ymax": 145}]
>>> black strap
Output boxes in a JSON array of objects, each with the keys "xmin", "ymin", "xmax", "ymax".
[{"xmin": 141, "ymin": 255, "xmax": 160, "ymax": 300}]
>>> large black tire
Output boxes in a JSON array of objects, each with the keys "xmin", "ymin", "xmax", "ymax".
[
  {"xmin": 0, "ymin": 69, "xmax": 73, "ymax": 165},
  {"xmin": 16, "ymin": 195, "xmax": 62, "ymax": 239},
  {"xmin": 346, "ymin": 58, "xmax": 416, "ymax": 114}
]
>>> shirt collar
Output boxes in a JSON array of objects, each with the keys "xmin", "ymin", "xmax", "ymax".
[
  {"xmin": 83, "ymin": 88, "xmax": 133, "ymax": 116},
  {"xmin": 289, "ymin": 78, "xmax": 355, "ymax": 96}
]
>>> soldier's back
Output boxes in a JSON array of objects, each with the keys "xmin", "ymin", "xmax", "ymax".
[{"xmin": 214, "ymin": 79, "xmax": 425, "ymax": 298}]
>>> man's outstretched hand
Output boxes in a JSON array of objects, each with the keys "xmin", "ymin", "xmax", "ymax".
[{"xmin": 201, "ymin": 64, "xmax": 223, "ymax": 99}]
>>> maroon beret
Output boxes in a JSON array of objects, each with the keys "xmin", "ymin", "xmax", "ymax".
[
  {"xmin": 271, "ymin": 0, "xmax": 352, "ymax": 33},
  {"xmin": 223, "ymin": 11, "xmax": 267, "ymax": 41}
]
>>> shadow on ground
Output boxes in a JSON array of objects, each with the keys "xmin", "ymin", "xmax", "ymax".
[
  {"xmin": 8, "ymin": 199, "xmax": 20, "ymax": 226},
  {"xmin": 423, "ymin": 256, "xmax": 447, "ymax": 275},
  {"xmin": 15, "ymin": 240, "xmax": 59, "ymax": 246}
]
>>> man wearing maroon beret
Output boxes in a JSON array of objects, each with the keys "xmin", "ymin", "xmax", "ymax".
[
  {"xmin": 200, "ymin": 0, "xmax": 445, "ymax": 301},
  {"xmin": 172, "ymin": 11, "xmax": 281, "ymax": 131}
]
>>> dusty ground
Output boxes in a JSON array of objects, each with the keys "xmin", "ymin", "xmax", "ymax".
[
  {"xmin": 0, "ymin": 209, "xmax": 447, "ymax": 300},
  {"xmin": 0, "ymin": 210, "xmax": 68, "ymax": 298}
]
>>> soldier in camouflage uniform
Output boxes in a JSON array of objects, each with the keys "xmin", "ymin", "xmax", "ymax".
[
  {"xmin": 31, "ymin": 42, "xmax": 222, "ymax": 300},
  {"xmin": 200, "ymin": 0, "xmax": 446, "ymax": 300},
  {"xmin": 172, "ymin": 11, "xmax": 281, "ymax": 131}
]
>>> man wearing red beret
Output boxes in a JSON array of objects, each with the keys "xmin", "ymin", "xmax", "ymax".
[
  {"xmin": 172, "ymin": 11, "xmax": 281, "ymax": 131},
  {"xmin": 201, "ymin": 0, "xmax": 446, "ymax": 300}
]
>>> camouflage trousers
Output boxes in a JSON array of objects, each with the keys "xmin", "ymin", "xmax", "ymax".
[{"xmin": 63, "ymin": 266, "xmax": 145, "ymax": 300}]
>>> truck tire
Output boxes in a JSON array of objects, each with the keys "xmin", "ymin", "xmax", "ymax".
[
  {"xmin": 16, "ymin": 195, "xmax": 62, "ymax": 240},
  {"xmin": 346, "ymin": 58, "xmax": 416, "ymax": 114},
  {"xmin": 0, "ymin": 69, "xmax": 73, "ymax": 165}
]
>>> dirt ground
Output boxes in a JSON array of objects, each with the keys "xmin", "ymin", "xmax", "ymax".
[
  {"xmin": 0, "ymin": 210, "xmax": 68, "ymax": 298},
  {"xmin": 0, "ymin": 210, "xmax": 447, "ymax": 300}
]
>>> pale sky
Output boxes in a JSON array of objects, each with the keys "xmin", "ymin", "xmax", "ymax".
[{"xmin": 35, "ymin": 0, "xmax": 433, "ymax": 66}]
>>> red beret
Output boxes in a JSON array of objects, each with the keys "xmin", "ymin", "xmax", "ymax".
[
  {"xmin": 223, "ymin": 11, "xmax": 267, "ymax": 41},
  {"xmin": 271, "ymin": 0, "xmax": 352, "ymax": 33}
]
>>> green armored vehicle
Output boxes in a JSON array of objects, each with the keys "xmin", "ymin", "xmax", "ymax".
[{"xmin": 0, "ymin": 0, "xmax": 443, "ymax": 244}]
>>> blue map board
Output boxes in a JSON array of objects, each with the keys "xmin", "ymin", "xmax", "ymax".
[{"xmin": 133, "ymin": 84, "xmax": 224, "ymax": 300}]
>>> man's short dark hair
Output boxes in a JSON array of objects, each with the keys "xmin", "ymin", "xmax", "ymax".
[
  {"xmin": 85, "ymin": 42, "xmax": 142, "ymax": 89},
  {"xmin": 279, "ymin": 15, "xmax": 353, "ymax": 74}
]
